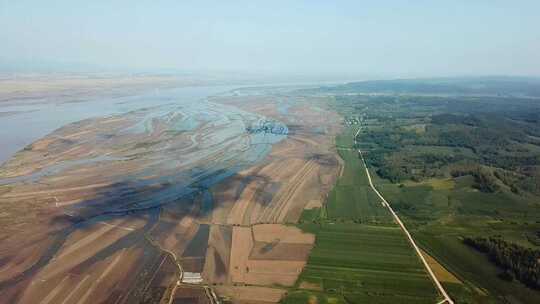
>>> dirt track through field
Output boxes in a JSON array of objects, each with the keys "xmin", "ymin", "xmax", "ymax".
[{"xmin": 355, "ymin": 127, "xmax": 454, "ymax": 304}]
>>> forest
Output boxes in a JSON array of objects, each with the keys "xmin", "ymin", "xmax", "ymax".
[{"xmin": 352, "ymin": 100, "xmax": 540, "ymax": 196}]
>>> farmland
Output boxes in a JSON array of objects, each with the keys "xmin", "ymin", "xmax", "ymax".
[
  {"xmin": 283, "ymin": 125, "xmax": 439, "ymax": 304},
  {"xmin": 314, "ymin": 79, "xmax": 540, "ymax": 304},
  {"xmin": 0, "ymin": 86, "xmax": 344, "ymax": 304},
  {"xmin": 323, "ymin": 128, "xmax": 393, "ymax": 223},
  {"xmin": 2, "ymin": 77, "xmax": 540, "ymax": 304},
  {"xmin": 284, "ymin": 223, "xmax": 439, "ymax": 304}
]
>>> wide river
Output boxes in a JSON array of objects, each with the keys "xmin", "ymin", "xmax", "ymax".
[{"xmin": 0, "ymin": 85, "xmax": 240, "ymax": 165}]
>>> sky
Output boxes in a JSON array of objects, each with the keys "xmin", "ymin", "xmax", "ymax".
[{"xmin": 1, "ymin": 0, "xmax": 539, "ymax": 78}]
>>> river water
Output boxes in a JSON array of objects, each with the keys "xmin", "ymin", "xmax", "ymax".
[
  {"xmin": 0, "ymin": 85, "xmax": 240, "ymax": 165},
  {"xmin": 0, "ymin": 84, "xmax": 290, "ymax": 215}
]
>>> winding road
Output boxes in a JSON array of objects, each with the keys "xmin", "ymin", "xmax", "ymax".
[
  {"xmin": 353, "ymin": 127, "xmax": 454, "ymax": 304},
  {"xmin": 145, "ymin": 209, "xmax": 221, "ymax": 304}
]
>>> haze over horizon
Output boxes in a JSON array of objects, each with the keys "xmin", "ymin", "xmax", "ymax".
[{"xmin": 1, "ymin": 0, "xmax": 539, "ymax": 78}]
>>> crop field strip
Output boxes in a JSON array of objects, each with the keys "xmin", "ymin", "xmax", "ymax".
[
  {"xmin": 323, "ymin": 127, "xmax": 393, "ymax": 224},
  {"xmin": 283, "ymin": 126, "xmax": 440, "ymax": 304}
]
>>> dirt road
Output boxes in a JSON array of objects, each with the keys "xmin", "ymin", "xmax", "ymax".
[{"xmin": 354, "ymin": 127, "xmax": 454, "ymax": 304}]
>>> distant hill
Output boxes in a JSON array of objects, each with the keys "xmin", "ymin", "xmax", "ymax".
[{"xmin": 318, "ymin": 76, "xmax": 540, "ymax": 97}]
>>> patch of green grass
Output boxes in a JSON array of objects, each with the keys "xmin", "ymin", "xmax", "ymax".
[
  {"xmin": 289, "ymin": 223, "xmax": 439, "ymax": 303},
  {"xmin": 327, "ymin": 128, "xmax": 392, "ymax": 223},
  {"xmin": 301, "ymin": 208, "xmax": 322, "ymax": 222},
  {"xmin": 281, "ymin": 290, "xmax": 345, "ymax": 304}
]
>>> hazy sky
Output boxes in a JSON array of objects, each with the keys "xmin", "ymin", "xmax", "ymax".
[{"xmin": 1, "ymin": 0, "xmax": 539, "ymax": 77}]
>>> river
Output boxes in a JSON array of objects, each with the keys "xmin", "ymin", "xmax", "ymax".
[{"xmin": 0, "ymin": 85, "xmax": 240, "ymax": 165}]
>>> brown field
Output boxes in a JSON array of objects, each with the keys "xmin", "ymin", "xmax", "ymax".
[
  {"xmin": 212, "ymin": 131, "xmax": 339, "ymax": 226},
  {"xmin": 16, "ymin": 244, "xmax": 148, "ymax": 304},
  {"xmin": 0, "ymin": 89, "xmax": 342, "ymax": 304},
  {"xmin": 229, "ymin": 226, "xmax": 254, "ymax": 284},
  {"xmin": 201, "ymin": 225, "xmax": 232, "ymax": 283},
  {"xmin": 206, "ymin": 223, "xmax": 314, "ymax": 288},
  {"xmin": 172, "ymin": 286, "xmax": 211, "ymax": 304},
  {"xmin": 252, "ymin": 224, "xmax": 315, "ymax": 244},
  {"xmin": 250, "ymin": 242, "xmax": 312, "ymax": 260},
  {"xmin": 196, "ymin": 94, "xmax": 342, "ymax": 302},
  {"xmin": 421, "ymin": 250, "xmax": 462, "ymax": 284},
  {"xmin": 244, "ymin": 259, "xmax": 307, "ymax": 286},
  {"xmin": 214, "ymin": 286, "xmax": 286, "ymax": 304}
]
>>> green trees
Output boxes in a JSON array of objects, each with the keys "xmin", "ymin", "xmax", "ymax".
[
  {"xmin": 451, "ymin": 166, "xmax": 499, "ymax": 193},
  {"xmin": 463, "ymin": 236, "xmax": 540, "ymax": 289}
]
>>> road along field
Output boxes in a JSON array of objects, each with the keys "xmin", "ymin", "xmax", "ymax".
[
  {"xmin": 282, "ymin": 126, "xmax": 445, "ymax": 304},
  {"xmin": 0, "ymin": 87, "xmax": 343, "ymax": 304},
  {"xmin": 356, "ymin": 127, "xmax": 454, "ymax": 304}
]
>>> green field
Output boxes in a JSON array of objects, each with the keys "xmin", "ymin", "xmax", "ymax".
[
  {"xmin": 283, "ymin": 126, "xmax": 440, "ymax": 304},
  {"xmin": 322, "ymin": 89, "xmax": 540, "ymax": 303},
  {"xmin": 284, "ymin": 223, "xmax": 439, "ymax": 304},
  {"xmin": 324, "ymin": 127, "xmax": 393, "ymax": 223}
]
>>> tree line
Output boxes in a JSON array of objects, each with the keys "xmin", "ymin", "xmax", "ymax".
[{"xmin": 463, "ymin": 236, "xmax": 540, "ymax": 289}]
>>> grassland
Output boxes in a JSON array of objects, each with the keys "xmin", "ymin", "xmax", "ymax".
[
  {"xmin": 322, "ymin": 88, "xmax": 540, "ymax": 304},
  {"xmin": 283, "ymin": 126, "xmax": 439, "ymax": 304}
]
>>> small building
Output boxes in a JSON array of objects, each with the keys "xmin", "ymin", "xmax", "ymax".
[{"xmin": 182, "ymin": 272, "xmax": 203, "ymax": 284}]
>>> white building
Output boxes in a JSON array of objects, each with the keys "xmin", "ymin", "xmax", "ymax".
[{"xmin": 182, "ymin": 272, "xmax": 203, "ymax": 284}]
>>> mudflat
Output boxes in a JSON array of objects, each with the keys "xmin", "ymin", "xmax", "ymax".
[{"xmin": 0, "ymin": 84, "xmax": 342, "ymax": 304}]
